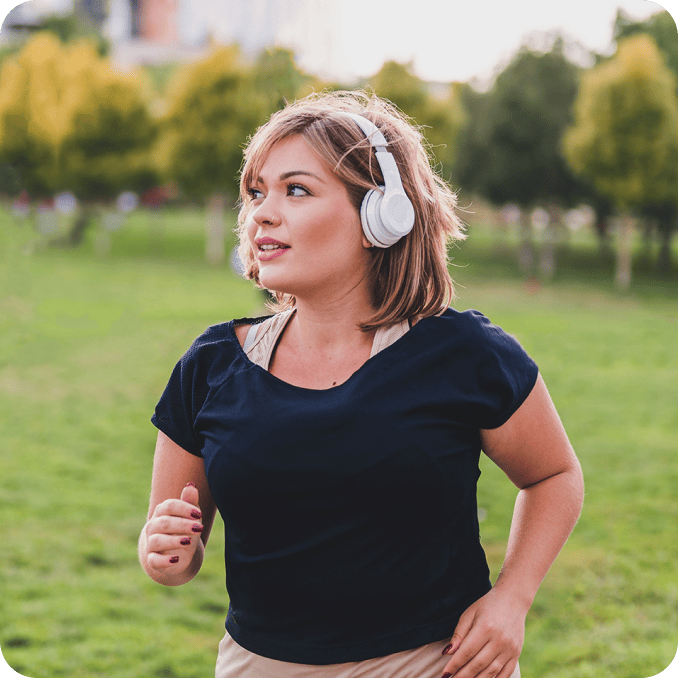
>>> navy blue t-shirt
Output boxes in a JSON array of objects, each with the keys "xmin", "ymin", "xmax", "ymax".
[{"xmin": 151, "ymin": 308, "xmax": 538, "ymax": 664}]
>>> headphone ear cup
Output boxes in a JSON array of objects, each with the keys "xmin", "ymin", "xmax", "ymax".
[
  {"xmin": 360, "ymin": 188, "xmax": 386, "ymax": 247},
  {"xmin": 361, "ymin": 187, "xmax": 413, "ymax": 248}
]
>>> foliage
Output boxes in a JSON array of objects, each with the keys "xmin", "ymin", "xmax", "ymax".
[
  {"xmin": 563, "ymin": 34, "xmax": 678, "ymax": 212},
  {"xmin": 250, "ymin": 46, "xmax": 317, "ymax": 115},
  {"xmin": 0, "ymin": 32, "xmax": 158, "ymax": 202},
  {"xmin": 453, "ymin": 39, "xmax": 586, "ymax": 208},
  {"xmin": 613, "ymin": 9, "xmax": 678, "ymax": 88},
  {"xmin": 158, "ymin": 44, "xmax": 266, "ymax": 202},
  {"xmin": 365, "ymin": 60, "xmax": 466, "ymax": 181},
  {"xmin": 37, "ymin": 10, "xmax": 110, "ymax": 56}
]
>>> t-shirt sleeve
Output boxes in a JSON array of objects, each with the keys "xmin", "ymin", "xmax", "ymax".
[
  {"xmin": 151, "ymin": 330, "xmax": 218, "ymax": 457},
  {"xmin": 463, "ymin": 310, "xmax": 539, "ymax": 429}
]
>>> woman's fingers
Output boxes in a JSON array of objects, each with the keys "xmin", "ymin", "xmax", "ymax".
[
  {"xmin": 147, "ymin": 514, "xmax": 203, "ymax": 538},
  {"xmin": 443, "ymin": 643, "xmax": 506, "ymax": 678},
  {"xmin": 146, "ymin": 549, "xmax": 183, "ymax": 570},
  {"xmin": 442, "ymin": 635, "xmax": 491, "ymax": 678},
  {"xmin": 152, "ymin": 497, "xmax": 202, "ymax": 522},
  {"xmin": 147, "ymin": 532, "xmax": 195, "ymax": 552},
  {"xmin": 180, "ymin": 482, "xmax": 200, "ymax": 507},
  {"xmin": 144, "ymin": 484, "xmax": 204, "ymax": 570}
]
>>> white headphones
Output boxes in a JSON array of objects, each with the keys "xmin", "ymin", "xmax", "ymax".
[{"xmin": 343, "ymin": 112, "xmax": 415, "ymax": 248}]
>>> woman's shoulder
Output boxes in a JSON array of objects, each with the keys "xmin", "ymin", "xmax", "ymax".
[
  {"xmin": 421, "ymin": 307, "xmax": 493, "ymax": 337},
  {"xmin": 420, "ymin": 307, "xmax": 534, "ymax": 360},
  {"xmin": 187, "ymin": 320, "xmax": 235, "ymax": 352},
  {"xmin": 180, "ymin": 317, "xmax": 254, "ymax": 367},
  {"xmin": 189, "ymin": 315, "xmax": 266, "ymax": 348}
]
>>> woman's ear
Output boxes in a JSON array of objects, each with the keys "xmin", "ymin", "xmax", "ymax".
[{"xmin": 361, "ymin": 233, "xmax": 374, "ymax": 249}]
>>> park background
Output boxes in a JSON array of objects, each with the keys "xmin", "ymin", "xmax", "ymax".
[{"xmin": 1, "ymin": 1, "xmax": 677, "ymax": 677}]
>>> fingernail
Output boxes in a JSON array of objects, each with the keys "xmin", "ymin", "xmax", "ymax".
[
  {"xmin": 191, "ymin": 509, "xmax": 202, "ymax": 520},
  {"xmin": 442, "ymin": 673, "xmax": 453, "ymax": 678},
  {"xmin": 180, "ymin": 537, "xmax": 191, "ymax": 545},
  {"xmin": 442, "ymin": 643, "xmax": 454, "ymax": 655},
  {"xmin": 169, "ymin": 556, "xmax": 179, "ymax": 563},
  {"xmin": 186, "ymin": 482, "xmax": 196, "ymax": 487},
  {"xmin": 192, "ymin": 523, "xmax": 203, "ymax": 532}
]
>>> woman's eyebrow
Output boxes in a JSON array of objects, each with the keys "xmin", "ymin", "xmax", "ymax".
[
  {"xmin": 280, "ymin": 170, "xmax": 325, "ymax": 182},
  {"xmin": 256, "ymin": 170, "xmax": 324, "ymax": 184}
]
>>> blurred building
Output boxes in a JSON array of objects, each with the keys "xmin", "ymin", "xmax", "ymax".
[
  {"xmin": 78, "ymin": 0, "xmax": 106, "ymax": 25},
  {"xmin": 1, "ymin": 0, "xmax": 338, "ymax": 75},
  {"xmin": 106, "ymin": 0, "xmax": 337, "ymax": 72},
  {"xmin": 2, "ymin": 1, "xmax": 63, "ymax": 35}
]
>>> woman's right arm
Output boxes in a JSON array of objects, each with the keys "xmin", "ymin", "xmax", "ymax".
[{"xmin": 138, "ymin": 431, "xmax": 217, "ymax": 586}]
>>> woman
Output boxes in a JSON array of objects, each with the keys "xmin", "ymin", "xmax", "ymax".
[{"xmin": 139, "ymin": 91, "xmax": 584, "ymax": 678}]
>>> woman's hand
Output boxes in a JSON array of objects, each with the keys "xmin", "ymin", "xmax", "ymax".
[
  {"xmin": 440, "ymin": 588, "xmax": 526, "ymax": 678},
  {"xmin": 139, "ymin": 432, "xmax": 215, "ymax": 586},
  {"xmin": 143, "ymin": 482, "xmax": 204, "ymax": 575}
]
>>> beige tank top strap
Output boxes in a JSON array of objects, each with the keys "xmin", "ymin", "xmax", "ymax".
[
  {"xmin": 245, "ymin": 310, "xmax": 410, "ymax": 370},
  {"xmin": 245, "ymin": 309, "xmax": 295, "ymax": 370},
  {"xmin": 370, "ymin": 319, "xmax": 409, "ymax": 357}
]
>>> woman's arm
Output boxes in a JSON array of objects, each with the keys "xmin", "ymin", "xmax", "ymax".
[
  {"xmin": 441, "ymin": 374, "xmax": 584, "ymax": 678},
  {"xmin": 138, "ymin": 431, "xmax": 217, "ymax": 586}
]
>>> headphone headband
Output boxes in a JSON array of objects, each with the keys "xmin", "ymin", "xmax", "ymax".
[{"xmin": 342, "ymin": 112, "xmax": 389, "ymax": 148}]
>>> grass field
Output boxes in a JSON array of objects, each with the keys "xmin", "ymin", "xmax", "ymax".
[{"xmin": 1, "ymin": 208, "xmax": 677, "ymax": 678}]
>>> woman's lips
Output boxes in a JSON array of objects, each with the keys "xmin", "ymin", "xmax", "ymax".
[{"xmin": 257, "ymin": 246, "xmax": 289, "ymax": 261}]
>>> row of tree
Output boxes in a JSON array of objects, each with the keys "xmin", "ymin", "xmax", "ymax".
[
  {"xmin": 453, "ymin": 10, "xmax": 678, "ymax": 280},
  {"xmin": 0, "ymin": 9, "xmax": 676, "ymax": 279}
]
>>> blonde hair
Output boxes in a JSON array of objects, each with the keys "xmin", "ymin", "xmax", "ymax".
[{"xmin": 237, "ymin": 90, "xmax": 466, "ymax": 331}]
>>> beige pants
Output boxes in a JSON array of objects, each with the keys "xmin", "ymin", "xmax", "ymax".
[{"xmin": 215, "ymin": 631, "xmax": 521, "ymax": 678}]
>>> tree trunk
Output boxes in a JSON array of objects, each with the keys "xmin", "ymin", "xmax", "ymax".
[
  {"xmin": 518, "ymin": 208, "xmax": 534, "ymax": 275},
  {"xmin": 50, "ymin": 203, "xmax": 97, "ymax": 248},
  {"xmin": 656, "ymin": 223, "xmax": 673, "ymax": 275},
  {"xmin": 205, "ymin": 192, "xmax": 226, "ymax": 266},
  {"xmin": 615, "ymin": 214, "xmax": 634, "ymax": 291},
  {"xmin": 593, "ymin": 214, "xmax": 614, "ymax": 260},
  {"xmin": 540, "ymin": 203, "xmax": 563, "ymax": 280}
]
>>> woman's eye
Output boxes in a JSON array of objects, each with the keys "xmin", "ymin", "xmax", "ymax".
[
  {"xmin": 288, "ymin": 184, "xmax": 309, "ymax": 197},
  {"xmin": 247, "ymin": 187, "xmax": 264, "ymax": 201}
]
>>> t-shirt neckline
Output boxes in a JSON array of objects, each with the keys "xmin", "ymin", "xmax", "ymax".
[{"xmin": 229, "ymin": 312, "xmax": 427, "ymax": 393}]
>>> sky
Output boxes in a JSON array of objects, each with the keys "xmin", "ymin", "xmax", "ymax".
[
  {"xmin": 0, "ymin": 0, "xmax": 675, "ymax": 86},
  {"xmin": 302, "ymin": 0, "xmax": 675, "ymax": 84}
]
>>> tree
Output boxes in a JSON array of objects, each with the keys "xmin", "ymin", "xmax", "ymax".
[
  {"xmin": 158, "ymin": 44, "xmax": 265, "ymax": 264},
  {"xmin": 251, "ymin": 46, "xmax": 317, "ymax": 116},
  {"xmin": 0, "ymin": 32, "xmax": 159, "ymax": 245},
  {"xmin": 453, "ymin": 38, "xmax": 588, "ymax": 275},
  {"xmin": 38, "ymin": 10, "xmax": 110, "ymax": 56},
  {"xmin": 366, "ymin": 61, "xmax": 465, "ymax": 182},
  {"xmin": 613, "ymin": 10, "xmax": 678, "ymax": 88},
  {"xmin": 563, "ymin": 34, "xmax": 678, "ymax": 285},
  {"xmin": 612, "ymin": 9, "xmax": 678, "ymax": 272}
]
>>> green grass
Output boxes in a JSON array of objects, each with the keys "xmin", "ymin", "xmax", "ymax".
[{"xmin": 1, "ymin": 208, "xmax": 677, "ymax": 678}]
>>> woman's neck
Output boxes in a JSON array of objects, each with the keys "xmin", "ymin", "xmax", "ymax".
[{"xmin": 289, "ymin": 294, "xmax": 376, "ymax": 354}]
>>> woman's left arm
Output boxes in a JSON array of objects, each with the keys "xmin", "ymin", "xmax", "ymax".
[{"xmin": 441, "ymin": 374, "xmax": 584, "ymax": 678}]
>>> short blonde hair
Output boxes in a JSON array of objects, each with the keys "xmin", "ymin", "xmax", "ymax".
[{"xmin": 237, "ymin": 90, "xmax": 466, "ymax": 331}]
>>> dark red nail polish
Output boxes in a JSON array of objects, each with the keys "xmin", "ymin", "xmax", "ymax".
[
  {"xmin": 192, "ymin": 523, "xmax": 203, "ymax": 533},
  {"xmin": 191, "ymin": 509, "xmax": 202, "ymax": 519},
  {"xmin": 186, "ymin": 482, "xmax": 196, "ymax": 487},
  {"xmin": 180, "ymin": 537, "xmax": 191, "ymax": 545},
  {"xmin": 169, "ymin": 556, "xmax": 179, "ymax": 563},
  {"xmin": 442, "ymin": 673, "xmax": 453, "ymax": 678},
  {"xmin": 442, "ymin": 643, "xmax": 454, "ymax": 655}
]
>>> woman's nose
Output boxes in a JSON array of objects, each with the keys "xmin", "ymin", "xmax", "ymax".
[{"xmin": 252, "ymin": 195, "xmax": 281, "ymax": 227}]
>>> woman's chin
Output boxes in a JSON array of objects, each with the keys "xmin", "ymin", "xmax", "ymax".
[{"xmin": 258, "ymin": 274, "xmax": 294, "ymax": 298}]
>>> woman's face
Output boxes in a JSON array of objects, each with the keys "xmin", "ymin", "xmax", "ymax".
[{"xmin": 245, "ymin": 135, "xmax": 373, "ymax": 302}]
